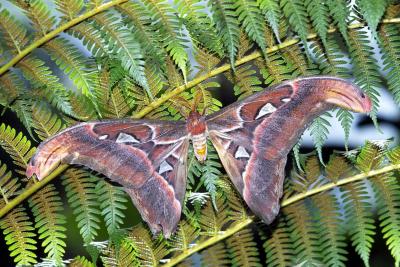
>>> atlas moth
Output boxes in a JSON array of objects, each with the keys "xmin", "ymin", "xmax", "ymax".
[{"xmin": 27, "ymin": 76, "xmax": 372, "ymax": 237}]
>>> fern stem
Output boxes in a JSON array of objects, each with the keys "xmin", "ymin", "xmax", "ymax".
[
  {"xmin": 0, "ymin": 0, "xmax": 128, "ymax": 76},
  {"xmin": 163, "ymin": 163, "xmax": 400, "ymax": 266},
  {"xmin": 135, "ymin": 18, "xmax": 400, "ymax": 118},
  {"xmin": 0, "ymin": 165, "xmax": 67, "ymax": 219},
  {"xmin": 163, "ymin": 218, "xmax": 254, "ymax": 267}
]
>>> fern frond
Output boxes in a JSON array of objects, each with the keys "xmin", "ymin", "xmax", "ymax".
[
  {"xmin": 199, "ymin": 143, "xmax": 222, "ymax": 207},
  {"xmin": 234, "ymin": 0, "xmax": 267, "ymax": 55},
  {"xmin": 218, "ymin": 178, "xmax": 248, "ymax": 221},
  {"xmin": 199, "ymin": 193, "xmax": 229, "ymax": 235},
  {"xmin": 95, "ymin": 179, "xmax": 128, "ymax": 235},
  {"xmin": 93, "ymin": 12, "xmax": 149, "ymax": 93},
  {"xmin": 326, "ymin": 0, "xmax": 350, "ymax": 42},
  {"xmin": 0, "ymin": 8, "xmax": 29, "ymax": 54},
  {"xmin": 262, "ymin": 220, "xmax": 294, "ymax": 267},
  {"xmin": 143, "ymin": 0, "xmax": 189, "ymax": 81},
  {"xmin": 357, "ymin": 0, "xmax": 388, "ymax": 34},
  {"xmin": 17, "ymin": 56, "xmax": 73, "ymax": 115},
  {"xmin": 169, "ymin": 220, "xmax": 199, "ymax": 252},
  {"xmin": 117, "ymin": 2, "xmax": 167, "ymax": 77},
  {"xmin": 314, "ymin": 193, "xmax": 347, "ymax": 266},
  {"xmin": 99, "ymin": 84, "xmax": 133, "ymax": 119},
  {"xmin": 309, "ymin": 112, "xmax": 332, "ymax": 164},
  {"xmin": 285, "ymin": 201, "xmax": 322, "ymax": 265},
  {"xmin": 325, "ymin": 154, "xmax": 353, "ymax": 183},
  {"xmin": 68, "ymin": 91, "xmax": 98, "ymax": 121},
  {"xmin": 280, "ymin": 0, "xmax": 309, "ymax": 47},
  {"xmin": 379, "ymin": 23, "xmax": 400, "ymax": 106},
  {"xmin": 192, "ymin": 82, "xmax": 222, "ymax": 114},
  {"xmin": 0, "ymin": 161, "xmax": 21, "ymax": 207},
  {"xmin": 55, "ymin": 0, "xmax": 85, "ymax": 21},
  {"xmin": 0, "ymin": 72, "xmax": 25, "ymax": 107},
  {"xmin": 31, "ymin": 104, "xmax": 64, "ymax": 141},
  {"xmin": 44, "ymin": 38, "xmax": 99, "ymax": 100},
  {"xmin": 282, "ymin": 45, "xmax": 318, "ymax": 76},
  {"xmin": 70, "ymin": 256, "xmax": 95, "ymax": 267},
  {"xmin": 0, "ymin": 207, "xmax": 37, "ymax": 266},
  {"xmin": 69, "ymin": 21, "xmax": 108, "ymax": 57},
  {"xmin": 231, "ymin": 64, "xmax": 263, "ymax": 99},
  {"xmin": 129, "ymin": 227, "xmax": 169, "ymax": 266},
  {"xmin": 258, "ymin": 53, "xmax": 293, "ymax": 86},
  {"xmin": 28, "ymin": 184, "xmax": 67, "ymax": 263},
  {"xmin": 226, "ymin": 228, "xmax": 261, "ymax": 266},
  {"xmin": 62, "ymin": 168, "xmax": 101, "ymax": 243},
  {"xmin": 258, "ymin": 0, "xmax": 281, "ymax": 40},
  {"xmin": 343, "ymin": 180, "xmax": 375, "ymax": 266},
  {"xmin": 201, "ymin": 242, "xmax": 230, "ymax": 266},
  {"xmin": 15, "ymin": 0, "xmax": 56, "ymax": 38},
  {"xmin": 0, "ymin": 123, "xmax": 36, "ymax": 175},
  {"xmin": 101, "ymin": 238, "xmax": 139, "ymax": 267},
  {"xmin": 209, "ymin": 0, "xmax": 241, "ymax": 67},
  {"xmin": 356, "ymin": 142, "xmax": 384, "ymax": 172},
  {"xmin": 176, "ymin": 0, "xmax": 224, "ymax": 56},
  {"xmin": 348, "ymin": 27, "xmax": 381, "ymax": 123},
  {"xmin": 371, "ymin": 172, "xmax": 400, "ymax": 266},
  {"xmin": 194, "ymin": 46, "xmax": 222, "ymax": 76},
  {"xmin": 305, "ymin": 0, "xmax": 329, "ymax": 43}
]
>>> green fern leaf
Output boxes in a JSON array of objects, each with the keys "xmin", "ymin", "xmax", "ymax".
[
  {"xmin": 356, "ymin": 142, "xmax": 384, "ymax": 172},
  {"xmin": 198, "ymin": 143, "xmax": 223, "ymax": 208},
  {"xmin": 129, "ymin": 227, "xmax": 169, "ymax": 266},
  {"xmin": 259, "ymin": 53, "xmax": 293, "ymax": 86},
  {"xmin": 285, "ymin": 200, "xmax": 322, "ymax": 265},
  {"xmin": 282, "ymin": 45, "xmax": 318, "ymax": 76},
  {"xmin": 169, "ymin": 220, "xmax": 199, "ymax": 252},
  {"xmin": 325, "ymin": 154, "xmax": 353, "ymax": 183},
  {"xmin": 234, "ymin": 0, "xmax": 267, "ymax": 55},
  {"xmin": 194, "ymin": 45, "xmax": 223, "ymax": 76},
  {"xmin": 326, "ymin": 0, "xmax": 350, "ymax": 42},
  {"xmin": 143, "ymin": 0, "xmax": 189, "ymax": 81},
  {"xmin": 226, "ymin": 228, "xmax": 261, "ymax": 267},
  {"xmin": 379, "ymin": 24, "xmax": 400, "ymax": 106},
  {"xmin": 31, "ymin": 104, "xmax": 64, "ymax": 141},
  {"xmin": 314, "ymin": 193, "xmax": 348, "ymax": 266},
  {"xmin": 0, "ymin": 161, "xmax": 21, "ymax": 207},
  {"xmin": 371, "ymin": 172, "xmax": 400, "ymax": 266},
  {"xmin": 176, "ymin": 0, "xmax": 224, "ymax": 57},
  {"xmin": 0, "ymin": 123, "xmax": 36, "ymax": 175},
  {"xmin": 95, "ymin": 179, "xmax": 128, "ymax": 235},
  {"xmin": 210, "ymin": 0, "xmax": 241, "ymax": 67},
  {"xmin": 192, "ymin": 82, "xmax": 222, "ymax": 114},
  {"xmin": 348, "ymin": 27, "xmax": 381, "ymax": 124},
  {"xmin": 62, "ymin": 168, "xmax": 101, "ymax": 243},
  {"xmin": 258, "ymin": 0, "xmax": 281, "ymax": 41},
  {"xmin": 280, "ymin": 0, "xmax": 309, "ymax": 47},
  {"xmin": 15, "ymin": 0, "xmax": 56, "ymax": 38},
  {"xmin": 357, "ymin": 0, "xmax": 388, "ymax": 34},
  {"xmin": 101, "ymin": 238, "xmax": 140, "ymax": 267},
  {"xmin": 117, "ymin": 2, "xmax": 167, "ymax": 79},
  {"xmin": 0, "ymin": 8, "xmax": 29, "ymax": 54},
  {"xmin": 55, "ymin": 0, "xmax": 85, "ymax": 21},
  {"xmin": 70, "ymin": 256, "xmax": 95, "ymax": 267},
  {"xmin": 202, "ymin": 242, "xmax": 231, "ymax": 266},
  {"xmin": 218, "ymin": 178, "xmax": 248, "ymax": 221},
  {"xmin": 69, "ymin": 21, "xmax": 108, "ymax": 57},
  {"xmin": 262, "ymin": 220, "xmax": 294, "ymax": 267},
  {"xmin": 44, "ymin": 38, "xmax": 99, "ymax": 100},
  {"xmin": 309, "ymin": 112, "xmax": 332, "ymax": 164},
  {"xmin": 12, "ymin": 99, "xmax": 36, "ymax": 139},
  {"xmin": 0, "ymin": 207, "xmax": 37, "ymax": 265},
  {"xmin": 305, "ymin": 0, "xmax": 329, "ymax": 43},
  {"xmin": 231, "ymin": 63, "xmax": 263, "ymax": 99},
  {"xmin": 93, "ymin": 12, "xmax": 150, "ymax": 94},
  {"xmin": 343, "ymin": 180, "xmax": 376, "ymax": 266},
  {"xmin": 28, "ymin": 184, "xmax": 67, "ymax": 263},
  {"xmin": 18, "ymin": 56, "xmax": 73, "ymax": 116},
  {"xmin": 199, "ymin": 193, "xmax": 230, "ymax": 235},
  {"xmin": 0, "ymin": 72, "xmax": 26, "ymax": 108}
]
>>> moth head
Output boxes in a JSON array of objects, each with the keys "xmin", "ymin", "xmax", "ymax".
[
  {"xmin": 186, "ymin": 111, "xmax": 206, "ymax": 136},
  {"xmin": 294, "ymin": 76, "xmax": 372, "ymax": 113}
]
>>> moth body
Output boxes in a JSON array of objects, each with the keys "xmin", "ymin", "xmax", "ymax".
[{"xmin": 186, "ymin": 110, "xmax": 208, "ymax": 162}]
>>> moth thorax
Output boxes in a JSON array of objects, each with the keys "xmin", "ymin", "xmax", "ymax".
[{"xmin": 192, "ymin": 133, "xmax": 207, "ymax": 162}]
